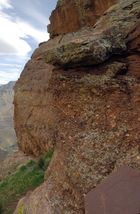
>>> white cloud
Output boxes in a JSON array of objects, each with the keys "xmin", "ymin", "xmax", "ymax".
[
  {"xmin": 0, "ymin": 12, "xmax": 31, "ymax": 56},
  {"xmin": 0, "ymin": 1, "xmax": 49, "ymax": 57},
  {"xmin": 0, "ymin": 11, "xmax": 48, "ymax": 57},
  {"xmin": 16, "ymin": 19, "xmax": 49, "ymax": 43},
  {"xmin": 0, "ymin": 70, "xmax": 20, "ymax": 84},
  {"xmin": 0, "ymin": 0, "xmax": 13, "ymax": 9},
  {"xmin": 0, "ymin": 0, "xmax": 50, "ymax": 85},
  {"xmin": 0, "ymin": 63, "xmax": 21, "ymax": 68}
]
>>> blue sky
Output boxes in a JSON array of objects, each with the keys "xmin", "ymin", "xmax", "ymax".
[{"xmin": 0, "ymin": 0, "xmax": 57, "ymax": 85}]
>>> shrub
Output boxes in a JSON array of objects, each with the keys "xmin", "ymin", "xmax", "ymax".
[
  {"xmin": 38, "ymin": 150, "xmax": 53, "ymax": 170},
  {"xmin": 0, "ymin": 150, "xmax": 53, "ymax": 214},
  {"xmin": 0, "ymin": 203, "xmax": 3, "ymax": 214}
]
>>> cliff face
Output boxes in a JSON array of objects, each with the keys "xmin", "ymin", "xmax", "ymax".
[
  {"xmin": 14, "ymin": 0, "xmax": 140, "ymax": 213},
  {"xmin": 0, "ymin": 81, "xmax": 16, "ymax": 152},
  {"xmin": 48, "ymin": 0, "xmax": 118, "ymax": 37}
]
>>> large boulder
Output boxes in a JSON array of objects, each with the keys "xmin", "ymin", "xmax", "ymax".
[
  {"xmin": 46, "ymin": 0, "xmax": 140, "ymax": 67},
  {"xmin": 14, "ymin": 0, "xmax": 140, "ymax": 213}
]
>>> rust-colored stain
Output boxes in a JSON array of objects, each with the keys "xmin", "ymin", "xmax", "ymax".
[{"xmin": 85, "ymin": 166, "xmax": 140, "ymax": 214}]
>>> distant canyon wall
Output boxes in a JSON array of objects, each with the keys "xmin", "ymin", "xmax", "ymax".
[{"xmin": 0, "ymin": 81, "xmax": 16, "ymax": 153}]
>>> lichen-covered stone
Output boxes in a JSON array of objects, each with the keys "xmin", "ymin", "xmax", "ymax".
[{"xmin": 46, "ymin": 0, "xmax": 140, "ymax": 67}]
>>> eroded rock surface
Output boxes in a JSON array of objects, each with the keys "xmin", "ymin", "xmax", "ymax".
[
  {"xmin": 14, "ymin": 0, "xmax": 140, "ymax": 213},
  {"xmin": 48, "ymin": 0, "xmax": 118, "ymax": 37}
]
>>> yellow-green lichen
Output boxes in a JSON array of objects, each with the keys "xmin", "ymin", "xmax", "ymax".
[{"xmin": 18, "ymin": 204, "xmax": 24, "ymax": 214}]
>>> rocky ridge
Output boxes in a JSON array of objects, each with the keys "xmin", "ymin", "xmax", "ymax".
[{"xmin": 14, "ymin": 0, "xmax": 140, "ymax": 213}]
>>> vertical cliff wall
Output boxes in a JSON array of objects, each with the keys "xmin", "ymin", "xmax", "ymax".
[{"xmin": 14, "ymin": 0, "xmax": 140, "ymax": 213}]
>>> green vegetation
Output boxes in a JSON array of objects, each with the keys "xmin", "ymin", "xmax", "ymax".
[
  {"xmin": 0, "ymin": 150, "xmax": 53, "ymax": 214},
  {"xmin": 38, "ymin": 150, "xmax": 53, "ymax": 170},
  {"xmin": 56, "ymin": 0, "xmax": 63, "ymax": 7}
]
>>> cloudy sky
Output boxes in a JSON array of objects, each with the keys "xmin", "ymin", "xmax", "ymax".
[{"xmin": 0, "ymin": 0, "xmax": 57, "ymax": 85}]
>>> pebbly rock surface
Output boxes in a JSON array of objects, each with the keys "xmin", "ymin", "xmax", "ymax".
[{"xmin": 14, "ymin": 0, "xmax": 140, "ymax": 213}]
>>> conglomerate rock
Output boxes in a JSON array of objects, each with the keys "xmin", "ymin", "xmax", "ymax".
[{"xmin": 14, "ymin": 0, "xmax": 140, "ymax": 213}]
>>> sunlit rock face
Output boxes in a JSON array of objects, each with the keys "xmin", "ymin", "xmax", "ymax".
[
  {"xmin": 0, "ymin": 81, "xmax": 16, "ymax": 153},
  {"xmin": 48, "ymin": 0, "xmax": 118, "ymax": 37},
  {"xmin": 14, "ymin": 0, "xmax": 140, "ymax": 213}
]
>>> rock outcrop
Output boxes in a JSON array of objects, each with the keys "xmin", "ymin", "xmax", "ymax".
[
  {"xmin": 14, "ymin": 0, "xmax": 140, "ymax": 213},
  {"xmin": 48, "ymin": 0, "xmax": 118, "ymax": 37}
]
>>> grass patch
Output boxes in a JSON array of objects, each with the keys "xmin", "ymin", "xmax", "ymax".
[{"xmin": 0, "ymin": 150, "xmax": 53, "ymax": 214}]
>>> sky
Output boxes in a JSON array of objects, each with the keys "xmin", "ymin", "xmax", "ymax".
[{"xmin": 0, "ymin": 0, "xmax": 57, "ymax": 85}]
